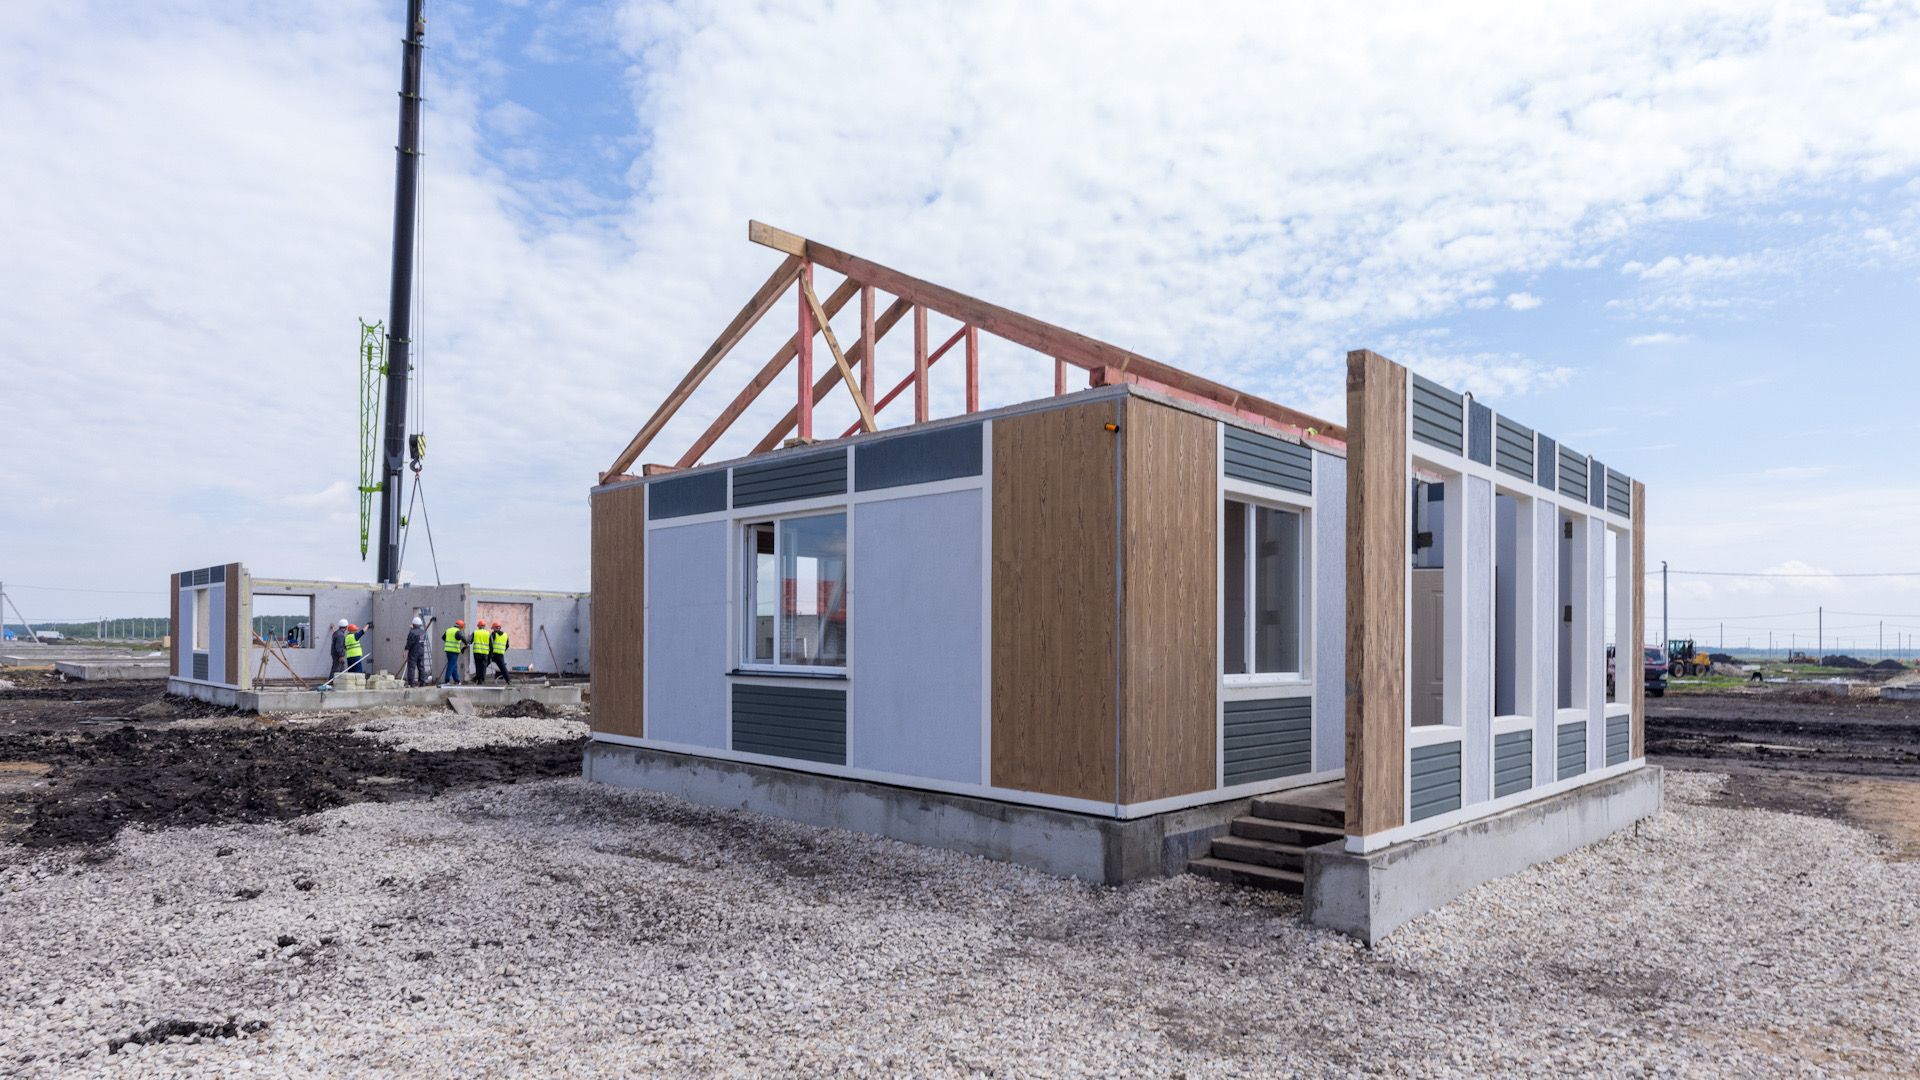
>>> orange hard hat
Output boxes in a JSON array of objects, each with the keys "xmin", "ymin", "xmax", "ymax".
[
  {"xmin": 348, "ymin": 624, "xmax": 360, "ymax": 631},
  {"xmin": 455, "ymin": 619, "xmax": 465, "ymax": 627},
  {"xmin": 492, "ymin": 621, "xmax": 502, "ymax": 629}
]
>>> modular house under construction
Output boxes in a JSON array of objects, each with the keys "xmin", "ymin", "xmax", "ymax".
[{"xmin": 585, "ymin": 222, "xmax": 1660, "ymax": 942}]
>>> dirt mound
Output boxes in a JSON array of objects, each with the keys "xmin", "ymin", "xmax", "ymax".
[
  {"xmin": 1871, "ymin": 659, "xmax": 1908, "ymax": 672},
  {"xmin": 1822, "ymin": 655, "xmax": 1870, "ymax": 669},
  {"xmin": 1709, "ymin": 652, "xmax": 1737, "ymax": 664},
  {"xmin": 2, "ymin": 725, "xmax": 586, "ymax": 849},
  {"xmin": 494, "ymin": 699, "xmax": 554, "ymax": 719}
]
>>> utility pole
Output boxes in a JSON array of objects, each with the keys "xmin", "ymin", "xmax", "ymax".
[
  {"xmin": 1660, "ymin": 561, "xmax": 1668, "ymax": 651},
  {"xmin": 1818, "ymin": 606, "xmax": 1823, "ymax": 658},
  {"xmin": 376, "ymin": 0, "xmax": 427, "ymax": 586}
]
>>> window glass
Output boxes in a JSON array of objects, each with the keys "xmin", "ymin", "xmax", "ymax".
[
  {"xmin": 1223, "ymin": 501, "xmax": 1248, "ymax": 675},
  {"xmin": 1223, "ymin": 499, "xmax": 1302, "ymax": 676},
  {"xmin": 749, "ymin": 524, "xmax": 775, "ymax": 663},
  {"xmin": 1254, "ymin": 506, "xmax": 1301, "ymax": 673},
  {"xmin": 778, "ymin": 514, "xmax": 847, "ymax": 667}
]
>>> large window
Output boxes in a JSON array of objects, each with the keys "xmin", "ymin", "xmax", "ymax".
[
  {"xmin": 1223, "ymin": 499, "xmax": 1303, "ymax": 676},
  {"xmin": 743, "ymin": 512, "xmax": 848, "ymax": 669}
]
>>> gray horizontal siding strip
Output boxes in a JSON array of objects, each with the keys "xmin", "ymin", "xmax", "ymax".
[
  {"xmin": 734, "ymin": 739, "xmax": 841, "ymax": 765},
  {"xmin": 1411, "ymin": 401, "xmax": 1463, "ymax": 429},
  {"xmin": 1223, "ymin": 452, "xmax": 1313, "ymax": 482},
  {"xmin": 733, "ymin": 686, "xmax": 847, "ymax": 707},
  {"xmin": 732, "ymin": 453, "xmax": 848, "ymax": 507},
  {"xmin": 732, "ymin": 465, "xmax": 846, "ymax": 492},
  {"xmin": 1225, "ymin": 721, "xmax": 1313, "ymax": 741},
  {"xmin": 1557, "ymin": 722, "xmax": 1587, "ymax": 779},
  {"xmin": 649, "ymin": 470, "xmax": 728, "ymax": 520},
  {"xmin": 1494, "ymin": 764, "xmax": 1532, "ymax": 784},
  {"xmin": 1224, "ymin": 704, "xmax": 1313, "ymax": 723},
  {"xmin": 732, "ymin": 711, "xmax": 845, "ymax": 732},
  {"xmin": 734, "ymin": 478, "xmax": 845, "ymax": 501},
  {"xmin": 1558, "ymin": 447, "xmax": 1589, "ymax": 499},
  {"xmin": 1224, "ymin": 430, "xmax": 1311, "ymax": 467},
  {"xmin": 1606, "ymin": 468, "xmax": 1632, "ymax": 516},
  {"xmin": 1557, "ymin": 723, "xmax": 1586, "ymax": 748},
  {"xmin": 1224, "ymin": 698, "xmax": 1312, "ymax": 716},
  {"xmin": 1536, "ymin": 434, "xmax": 1558, "ymax": 490},
  {"xmin": 735, "ymin": 452, "xmax": 847, "ymax": 483},
  {"xmin": 1411, "ymin": 768, "xmax": 1462, "ymax": 794},
  {"xmin": 1224, "ymin": 463, "xmax": 1311, "ymax": 493},
  {"xmin": 1222, "ymin": 696, "xmax": 1311, "ymax": 784},
  {"xmin": 854, "ymin": 423, "xmax": 983, "ymax": 491},
  {"xmin": 1467, "ymin": 401, "xmax": 1493, "ymax": 465},
  {"xmin": 1410, "ymin": 741, "xmax": 1463, "ymax": 819},
  {"xmin": 731, "ymin": 729, "xmax": 843, "ymax": 756},
  {"xmin": 1225, "ymin": 746, "xmax": 1312, "ymax": 767}
]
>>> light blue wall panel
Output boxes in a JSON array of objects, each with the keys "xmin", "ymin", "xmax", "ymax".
[
  {"xmin": 848, "ymin": 489, "xmax": 983, "ymax": 784},
  {"xmin": 644, "ymin": 520, "xmax": 730, "ymax": 750},
  {"xmin": 1462, "ymin": 475, "xmax": 1493, "ymax": 807}
]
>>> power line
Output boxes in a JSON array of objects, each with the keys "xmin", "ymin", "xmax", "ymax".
[
  {"xmin": 5, "ymin": 583, "xmax": 168, "ymax": 596},
  {"xmin": 1652, "ymin": 569, "xmax": 1920, "ymax": 578}
]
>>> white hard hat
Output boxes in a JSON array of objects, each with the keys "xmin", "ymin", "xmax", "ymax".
[
  {"xmin": 338, "ymin": 618, "xmax": 349, "ymax": 628},
  {"xmin": 411, "ymin": 616, "xmax": 423, "ymax": 626}
]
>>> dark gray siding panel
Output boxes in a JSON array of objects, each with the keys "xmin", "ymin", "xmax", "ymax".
[
  {"xmin": 1557, "ymin": 721, "xmax": 1587, "ymax": 780},
  {"xmin": 1606, "ymin": 713, "xmax": 1631, "ymax": 766},
  {"xmin": 1410, "ymin": 741, "xmax": 1463, "ymax": 821},
  {"xmin": 191, "ymin": 652, "xmax": 209, "ymax": 681},
  {"xmin": 1587, "ymin": 458, "xmax": 1607, "ymax": 509},
  {"xmin": 1494, "ymin": 730, "xmax": 1533, "ymax": 797},
  {"xmin": 732, "ymin": 451, "xmax": 848, "ymax": 508},
  {"xmin": 1557, "ymin": 446, "xmax": 1588, "ymax": 502},
  {"xmin": 731, "ymin": 684, "xmax": 847, "ymax": 765},
  {"xmin": 1223, "ymin": 697, "xmax": 1312, "ymax": 785},
  {"xmin": 855, "ymin": 423, "xmax": 983, "ymax": 491},
  {"xmin": 1467, "ymin": 401, "xmax": 1493, "ymax": 465},
  {"xmin": 648, "ymin": 470, "xmax": 727, "ymax": 520},
  {"xmin": 1494, "ymin": 416, "xmax": 1535, "ymax": 482},
  {"xmin": 1411, "ymin": 375, "xmax": 1464, "ymax": 453},
  {"xmin": 1606, "ymin": 468, "xmax": 1632, "ymax": 517},
  {"xmin": 1536, "ymin": 434, "xmax": 1558, "ymax": 491},
  {"xmin": 1223, "ymin": 428, "xmax": 1312, "ymax": 494}
]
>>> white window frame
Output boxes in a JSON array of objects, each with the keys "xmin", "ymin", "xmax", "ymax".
[
  {"xmin": 1406, "ymin": 458, "xmax": 1465, "ymax": 743},
  {"xmin": 1219, "ymin": 488, "xmax": 1312, "ymax": 686},
  {"xmin": 736, "ymin": 507, "xmax": 850, "ymax": 676}
]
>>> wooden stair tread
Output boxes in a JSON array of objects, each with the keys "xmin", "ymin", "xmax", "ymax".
[{"xmin": 1187, "ymin": 857, "xmax": 1305, "ymax": 891}]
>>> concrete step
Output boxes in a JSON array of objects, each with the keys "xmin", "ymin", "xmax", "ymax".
[
  {"xmin": 1209, "ymin": 835, "xmax": 1307, "ymax": 871},
  {"xmin": 1249, "ymin": 796, "xmax": 1345, "ymax": 830},
  {"xmin": 1187, "ymin": 857, "xmax": 1304, "ymax": 894},
  {"xmin": 1229, "ymin": 815, "xmax": 1345, "ymax": 847}
]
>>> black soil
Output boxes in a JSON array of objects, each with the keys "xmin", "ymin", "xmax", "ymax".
[
  {"xmin": 1, "ymin": 673, "xmax": 584, "ymax": 851},
  {"xmin": 1646, "ymin": 692, "xmax": 1920, "ymax": 778}
]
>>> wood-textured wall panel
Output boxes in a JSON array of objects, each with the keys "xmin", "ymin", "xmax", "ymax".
[
  {"xmin": 991, "ymin": 399, "xmax": 1119, "ymax": 802},
  {"xmin": 591, "ymin": 484, "xmax": 648, "ymax": 738},
  {"xmin": 1345, "ymin": 350, "xmax": 1408, "ymax": 836},
  {"xmin": 1631, "ymin": 480, "xmax": 1646, "ymax": 759},
  {"xmin": 1120, "ymin": 398, "xmax": 1218, "ymax": 803},
  {"xmin": 224, "ymin": 563, "xmax": 243, "ymax": 686}
]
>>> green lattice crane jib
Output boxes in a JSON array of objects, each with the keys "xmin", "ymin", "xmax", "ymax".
[{"xmin": 358, "ymin": 319, "xmax": 386, "ymax": 560}]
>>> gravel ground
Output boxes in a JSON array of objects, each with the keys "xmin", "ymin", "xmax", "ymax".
[
  {"xmin": 2, "ymin": 769, "xmax": 1915, "ymax": 1077},
  {"xmin": 269, "ymin": 705, "xmax": 591, "ymax": 752}
]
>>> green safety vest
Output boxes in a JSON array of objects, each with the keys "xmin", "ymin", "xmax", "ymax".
[
  {"xmin": 491, "ymin": 632, "xmax": 509, "ymax": 655},
  {"xmin": 343, "ymin": 632, "xmax": 362, "ymax": 659},
  {"xmin": 444, "ymin": 627, "xmax": 462, "ymax": 653},
  {"xmin": 472, "ymin": 629, "xmax": 492, "ymax": 653}
]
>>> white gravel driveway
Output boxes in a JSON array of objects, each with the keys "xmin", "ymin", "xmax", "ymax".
[{"xmin": 2, "ymin": 770, "xmax": 1915, "ymax": 1077}]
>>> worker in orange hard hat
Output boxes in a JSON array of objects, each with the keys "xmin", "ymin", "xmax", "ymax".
[
  {"xmin": 485, "ymin": 620, "xmax": 512, "ymax": 684},
  {"xmin": 470, "ymin": 620, "xmax": 493, "ymax": 683},
  {"xmin": 440, "ymin": 619, "xmax": 467, "ymax": 685},
  {"xmin": 342, "ymin": 622, "xmax": 371, "ymax": 674}
]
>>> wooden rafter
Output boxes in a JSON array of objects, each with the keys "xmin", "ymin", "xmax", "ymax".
[
  {"xmin": 799, "ymin": 273, "xmax": 879, "ymax": 434},
  {"xmin": 842, "ymin": 324, "xmax": 965, "ymax": 439},
  {"xmin": 603, "ymin": 253, "xmax": 802, "ymax": 479},
  {"xmin": 747, "ymin": 221, "xmax": 1345, "ymax": 442},
  {"xmin": 673, "ymin": 277, "xmax": 860, "ymax": 469},
  {"xmin": 752, "ymin": 296, "xmax": 912, "ymax": 454}
]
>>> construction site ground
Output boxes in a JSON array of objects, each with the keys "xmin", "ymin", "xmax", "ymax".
[{"xmin": 1, "ymin": 674, "xmax": 1916, "ymax": 1076}]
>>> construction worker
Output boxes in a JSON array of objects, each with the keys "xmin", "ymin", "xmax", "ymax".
[
  {"xmin": 487, "ymin": 620, "xmax": 512, "ymax": 684},
  {"xmin": 342, "ymin": 622, "xmax": 370, "ymax": 674},
  {"xmin": 470, "ymin": 620, "xmax": 493, "ymax": 684},
  {"xmin": 441, "ymin": 619, "xmax": 467, "ymax": 685},
  {"xmin": 329, "ymin": 618, "xmax": 350, "ymax": 676},
  {"xmin": 403, "ymin": 616, "xmax": 430, "ymax": 687}
]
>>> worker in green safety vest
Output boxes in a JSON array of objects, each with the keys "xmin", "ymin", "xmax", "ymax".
[
  {"xmin": 486, "ymin": 620, "xmax": 512, "ymax": 684},
  {"xmin": 342, "ymin": 622, "xmax": 372, "ymax": 674},
  {"xmin": 470, "ymin": 623, "xmax": 493, "ymax": 684},
  {"xmin": 441, "ymin": 619, "xmax": 467, "ymax": 685}
]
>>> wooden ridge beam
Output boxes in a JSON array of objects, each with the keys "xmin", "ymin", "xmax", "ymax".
[
  {"xmin": 604, "ymin": 253, "xmax": 802, "ymax": 479},
  {"xmin": 674, "ymin": 277, "xmax": 860, "ymax": 469},
  {"xmin": 748, "ymin": 220, "xmax": 1345, "ymax": 441},
  {"xmin": 753, "ymin": 296, "xmax": 912, "ymax": 454}
]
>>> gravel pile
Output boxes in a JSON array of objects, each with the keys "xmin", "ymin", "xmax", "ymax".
[{"xmin": 2, "ymin": 769, "xmax": 1915, "ymax": 1076}]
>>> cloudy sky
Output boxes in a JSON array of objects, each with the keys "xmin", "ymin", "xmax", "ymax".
[{"xmin": 2, "ymin": 0, "xmax": 1917, "ymax": 651}]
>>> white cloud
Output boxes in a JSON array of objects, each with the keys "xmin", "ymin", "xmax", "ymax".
[
  {"xmin": 1627, "ymin": 331, "xmax": 1692, "ymax": 345},
  {"xmin": 1505, "ymin": 292, "xmax": 1543, "ymax": 310},
  {"xmin": 5, "ymin": 0, "xmax": 1920, "ymax": 613}
]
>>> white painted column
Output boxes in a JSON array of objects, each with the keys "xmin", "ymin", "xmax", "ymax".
[{"xmin": 1461, "ymin": 475, "xmax": 1494, "ymax": 805}]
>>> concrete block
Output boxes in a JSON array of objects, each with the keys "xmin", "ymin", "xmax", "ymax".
[
  {"xmin": 1304, "ymin": 765, "xmax": 1663, "ymax": 945},
  {"xmin": 52, "ymin": 660, "xmax": 169, "ymax": 681},
  {"xmin": 584, "ymin": 741, "xmax": 1249, "ymax": 884}
]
